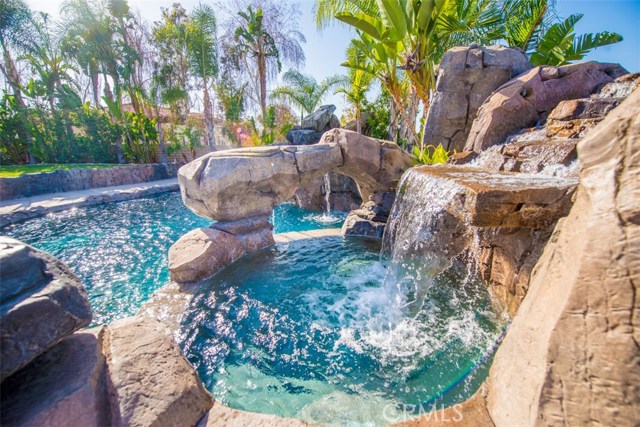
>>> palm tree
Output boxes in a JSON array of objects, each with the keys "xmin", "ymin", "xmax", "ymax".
[
  {"xmin": 335, "ymin": 43, "xmax": 373, "ymax": 133},
  {"xmin": 187, "ymin": 4, "xmax": 219, "ymax": 151},
  {"xmin": 234, "ymin": 6, "xmax": 281, "ymax": 119},
  {"xmin": 0, "ymin": 0, "xmax": 37, "ymax": 162},
  {"xmin": 529, "ymin": 13, "xmax": 622, "ymax": 66},
  {"xmin": 152, "ymin": 3, "xmax": 190, "ymax": 124},
  {"xmin": 271, "ymin": 70, "xmax": 343, "ymax": 121}
]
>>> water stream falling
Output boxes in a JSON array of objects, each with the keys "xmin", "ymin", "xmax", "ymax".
[
  {"xmin": 324, "ymin": 172, "xmax": 332, "ymax": 215},
  {"xmin": 302, "ymin": 173, "xmax": 344, "ymax": 226}
]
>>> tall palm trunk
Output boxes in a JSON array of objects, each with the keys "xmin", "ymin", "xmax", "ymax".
[
  {"xmin": 91, "ymin": 72, "xmax": 101, "ymax": 107},
  {"xmin": 156, "ymin": 109, "xmax": 168, "ymax": 164},
  {"xmin": 2, "ymin": 47, "xmax": 36, "ymax": 163},
  {"xmin": 203, "ymin": 78, "xmax": 216, "ymax": 151},
  {"xmin": 355, "ymin": 103, "xmax": 362, "ymax": 134},
  {"xmin": 388, "ymin": 98, "xmax": 397, "ymax": 142},
  {"xmin": 257, "ymin": 41, "xmax": 268, "ymax": 119}
]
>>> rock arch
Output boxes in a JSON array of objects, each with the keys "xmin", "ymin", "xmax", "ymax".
[
  {"xmin": 170, "ymin": 129, "xmax": 413, "ymax": 283},
  {"xmin": 178, "ymin": 129, "xmax": 413, "ymax": 222}
]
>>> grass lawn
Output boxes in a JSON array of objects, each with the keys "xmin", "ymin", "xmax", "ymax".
[{"xmin": 0, "ymin": 163, "xmax": 126, "ymax": 178}]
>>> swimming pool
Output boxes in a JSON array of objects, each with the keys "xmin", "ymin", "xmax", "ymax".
[
  {"xmin": 178, "ymin": 236, "xmax": 506, "ymax": 425},
  {"xmin": 1, "ymin": 192, "xmax": 346, "ymax": 325}
]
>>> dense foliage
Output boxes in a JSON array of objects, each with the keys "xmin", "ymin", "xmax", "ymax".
[
  {"xmin": 0, "ymin": 0, "xmax": 624, "ymax": 165},
  {"xmin": 317, "ymin": 0, "xmax": 623, "ymax": 152}
]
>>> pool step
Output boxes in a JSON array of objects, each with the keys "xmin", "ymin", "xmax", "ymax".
[{"xmin": 274, "ymin": 228, "xmax": 342, "ymax": 243}]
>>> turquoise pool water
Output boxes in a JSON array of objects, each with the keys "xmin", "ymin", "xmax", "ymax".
[
  {"xmin": 179, "ymin": 236, "xmax": 506, "ymax": 426},
  {"xmin": 1, "ymin": 192, "xmax": 346, "ymax": 325}
]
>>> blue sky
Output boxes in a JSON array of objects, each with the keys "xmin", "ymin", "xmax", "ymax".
[{"xmin": 27, "ymin": 0, "xmax": 640, "ymax": 115}]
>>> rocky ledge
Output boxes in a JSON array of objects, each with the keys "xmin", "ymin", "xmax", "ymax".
[{"xmin": 0, "ymin": 238, "xmax": 213, "ymax": 427}]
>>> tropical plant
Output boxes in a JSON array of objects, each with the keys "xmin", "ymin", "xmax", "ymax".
[
  {"xmin": 361, "ymin": 90, "xmax": 392, "ymax": 140},
  {"xmin": 271, "ymin": 70, "xmax": 343, "ymax": 120},
  {"xmin": 529, "ymin": 13, "xmax": 622, "ymax": 66},
  {"xmin": 230, "ymin": 1, "xmax": 306, "ymax": 119},
  {"xmin": 0, "ymin": 0, "xmax": 37, "ymax": 162},
  {"xmin": 233, "ymin": 6, "xmax": 281, "ymax": 119},
  {"xmin": 334, "ymin": 0, "xmax": 455, "ymax": 148},
  {"xmin": 335, "ymin": 43, "xmax": 374, "ymax": 133},
  {"xmin": 413, "ymin": 143, "xmax": 451, "ymax": 165},
  {"xmin": 186, "ymin": 4, "xmax": 219, "ymax": 150},
  {"xmin": 153, "ymin": 3, "xmax": 191, "ymax": 123}
]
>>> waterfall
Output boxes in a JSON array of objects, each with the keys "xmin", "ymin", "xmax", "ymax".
[
  {"xmin": 323, "ymin": 173, "xmax": 331, "ymax": 215},
  {"xmin": 382, "ymin": 168, "xmax": 471, "ymax": 264}
]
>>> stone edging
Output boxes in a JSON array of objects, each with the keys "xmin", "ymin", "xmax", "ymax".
[
  {"xmin": 0, "ymin": 179, "xmax": 179, "ymax": 228},
  {"xmin": 0, "ymin": 163, "xmax": 179, "ymax": 201}
]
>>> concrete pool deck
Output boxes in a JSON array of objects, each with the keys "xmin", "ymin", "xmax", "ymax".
[{"xmin": 0, "ymin": 178, "xmax": 179, "ymax": 228}]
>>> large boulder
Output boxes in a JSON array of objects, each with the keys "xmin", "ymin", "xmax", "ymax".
[
  {"xmin": 105, "ymin": 317, "xmax": 213, "ymax": 427},
  {"xmin": 0, "ymin": 237, "xmax": 92, "ymax": 381},
  {"xmin": 423, "ymin": 45, "xmax": 532, "ymax": 152},
  {"xmin": 169, "ymin": 216, "xmax": 275, "ymax": 283},
  {"xmin": 285, "ymin": 127, "xmax": 326, "ymax": 145},
  {"xmin": 168, "ymin": 228, "xmax": 247, "ymax": 283},
  {"xmin": 300, "ymin": 104, "xmax": 336, "ymax": 131},
  {"xmin": 1, "ymin": 329, "xmax": 110, "ymax": 427},
  {"xmin": 486, "ymin": 88, "xmax": 640, "ymax": 426},
  {"xmin": 465, "ymin": 62, "xmax": 628, "ymax": 152}
]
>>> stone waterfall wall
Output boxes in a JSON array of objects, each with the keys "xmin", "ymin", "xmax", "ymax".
[
  {"xmin": 486, "ymin": 87, "xmax": 640, "ymax": 427},
  {"xmin": 465, "ymin": 61, "xmax": 628, "ymax": 153}
]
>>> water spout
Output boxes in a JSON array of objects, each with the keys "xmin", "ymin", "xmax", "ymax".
[{"xmin": 323, "ymin": 173, "xmax": 331, "ymax": 215}]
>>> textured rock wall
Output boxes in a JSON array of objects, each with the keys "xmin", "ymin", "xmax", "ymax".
[
  {"xmin": 293, "ymin": 172, "xmax": 362, "ymax": 212},
  {"xmin": 423, "ymin": 45, "xmax": 531, "ymax": 153},
  {"xmin": 0, "ymin": 163, "xmax": 179, "ymax": 201},
  {"xmin": 465, "ymin": 62, "xmax": 627, "ymax": 153},
  {"xmin": 0, "ymin": 237, "xmax": 92, "ymax": 381},
  {"xmin": 487, "ymin": 88, "xmax": 640, "ymax": 426}
]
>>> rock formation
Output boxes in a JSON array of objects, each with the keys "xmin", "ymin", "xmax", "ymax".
[
  {"xmin": 169, "ymin": 217, "xmax": 274, "ymax": 283},
  {"xmin": 179, "ymin": 144, "xmax": 343, "ymax": 221},
  {"xmin": 383, "ymin": 166, "xmax": 577, "ymax": 313},
  {"xmin": 0, "ymin": 237, "xmax": 92, "ymax": 381},
  {"xmin": 486, "ymin": 86, "xmax": 640, "ymax": 427},
  {"xmin": 293, "ymin": 172, "xmax": 362, "ymax": 212},
  {"xmin": 1, "ymin": 317, "xmax": 214, "ymax": 427},
  {"xmin": 173, "ymin": 129, "xmax": 413, "ymax": 282},
  {"xmin": 465, "ymin": 62, "xmax": 628, "ymax": 152},
  {"xmin": 423, "ymin": 45, "xmax": 532, "ymax": 153},
  {"xmin": 286, "ymin": 104, "xmax": 341, "ymax": 145},
  {"xmin": 0, "ymin": 238, "xmax": 213, "ymax": 426}
]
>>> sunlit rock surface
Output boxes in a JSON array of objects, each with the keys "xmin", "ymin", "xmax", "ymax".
[
  {"xmin": 465, "ymin": 62, "xmax": 628, "ymax": 152},
  {"xmin": 0, "ymin": 237, "xmax": 92, "ymax": 381},
  {"xmin": 179, "ymin": 144, "xmax": 343, "ymax": 222},
  {"xmin": 168, "ymin": 216, "xmax": 274, "ymax": 283},
  {"xmin": 487, "ymin": 87, "xmax": 640, "ymax": 427},
  {"xmin": 423, "ymin": 45, "xmax": 532, "ymax": 152}
]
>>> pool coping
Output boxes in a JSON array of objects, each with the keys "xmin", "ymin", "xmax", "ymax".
[
  {"xmin": 273, "ymin": 228, "xmax": 343, "ymax": 242},
  {"xmin": 0, "ymin": 178, "xmax": 179, "ymax": 228}
]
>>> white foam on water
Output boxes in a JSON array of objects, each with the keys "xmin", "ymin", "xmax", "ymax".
[{"xmin": 304, "ymin": 212, "xmax": 344, "ymax": 225}]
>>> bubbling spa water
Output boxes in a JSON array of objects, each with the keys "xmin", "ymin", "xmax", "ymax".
[{"xmin": 179, "ymin": 237, "xmax": 507, "ymax": 426}]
